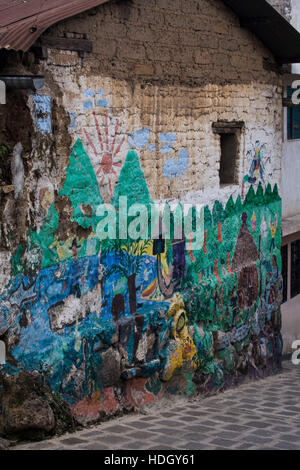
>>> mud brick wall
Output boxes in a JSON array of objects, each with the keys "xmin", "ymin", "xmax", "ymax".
[
  {"xmin": 0, "ymin": 0, "xmax": 284, "ymax": 431},
  {"xmin": 48, "ymin": 0, "xmax": 279, "ymax": 85},
  {"xmin": 40, "ymin": 0, "xmax": 283, "ymax": 202}
]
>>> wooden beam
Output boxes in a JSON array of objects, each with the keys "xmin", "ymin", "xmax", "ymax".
[
  {"xmin": 39, "ymin": 37, "xmax": 93, "ymax": 54},
  {"xmin": 212, "ymin": 121, "xmax": 245, "ymax": 134}
]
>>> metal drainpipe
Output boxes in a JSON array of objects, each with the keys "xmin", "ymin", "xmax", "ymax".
[
  {"xmin": 0, "ymin": 75, "xmax": 45, "ymax": 90},
  {"xmin": 0, "ymin": 75, "xmax": 45, "ymax": 104}
]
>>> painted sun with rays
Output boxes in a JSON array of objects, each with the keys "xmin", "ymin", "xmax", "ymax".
[{"xmin": 83, "ymin": 112, "xmax": 126, "ymax": 198}]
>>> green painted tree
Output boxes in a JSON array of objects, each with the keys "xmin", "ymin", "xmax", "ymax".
[
  {"xmin": 264, "ymin": 183, "xmax": 273, "ymax": 205},
  {"xmin": 225, "ymin": 195, "xmax": 235, "ymax": 218},
  {"xmin": 109, "ymin": 150, "xmax": 154, "ymax": 313},
  {"xmin": 272, "ymin": 183, "xmax": 281, "ymax": 202},
  {"xmin": 111, "ymin": 150, "xmax": 153, "ymax": 241},
  {"xmin": 235, "ymin": 195, "xmax": 243, "ymax": 213},
  {"xmin": 60, "ymin": 138, "xmax": 103, "ymax": 232},
  {"xmin": 243, "ymin": 185, "xmax": 256, "ymax": 208},
  {"xmin": 112, "ymin": 150, "xmax": 152, "ymax": 207},
  {"xmin": 256, "ymin": 182, "xmax": 264, "ymax": 205}
]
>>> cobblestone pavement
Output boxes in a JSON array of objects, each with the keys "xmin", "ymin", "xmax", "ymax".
[{"xmin": 12, "ymin": 361, "xmax": 300, "ymax": 451}]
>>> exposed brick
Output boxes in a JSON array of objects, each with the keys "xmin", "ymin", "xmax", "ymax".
[
  {"xmin": 194, "ymin": 51, "xmax": 211, "ymax": 65},
  {"xmin": 47, "ymin": 50, "xmax": 80, "ymax": 67},
  {"xmin": 134, "ymin": 63, "xmax": 155, "ymax": 75},
  {"xmin": 146, "ymin": 44, "xmax": 172, "ymax": 62},
  {"xmin": 138, "ymin": 8, "xmax": 166, "ymax": 26},
  {"xmin": 44, "ymin": 0, "xmax": 277, "ymax": 88},
  {"xmin": 93, "ymin": 38, "xmax": 117, "ymax": 56},
  {"xmin": 96, "ymin": 20, "xmax": 128, "ymax": 38},
  {"xmin": 118, "ymin": 42, "xmax": 146, "ymax": 60}
]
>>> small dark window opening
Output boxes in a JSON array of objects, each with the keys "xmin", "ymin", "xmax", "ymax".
[
  {"xmin": 212, "ymin": 121, "xmax": 243, "ymax": 186},
  {"xmin": 291, "ymin": 239, "xmax": 300, "ymax": 299},
  {"xmin": 219, "ymin": 133, "xmax": 239, "ymax": 185},
  {"xmin": 281, "ymin": 244, "xmax": 288, "ymax": 303}
]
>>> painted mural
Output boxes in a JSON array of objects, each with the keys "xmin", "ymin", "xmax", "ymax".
[{"xmin": 0, "ymin": 110, "xmax": 283, "ymax": 423}]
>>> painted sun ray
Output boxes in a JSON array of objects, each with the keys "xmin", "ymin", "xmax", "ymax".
[
  {"xmin": 113, "ymin": 136, "xmax": 126, "ymax": 160},
  {"xmin": 83, "ymin": 113, "xmax": 126, "ymax": 199},
  {"xmin": 110, "ymin": 119, "xmax": 119, "ymax": 155},
  {"xmin": 83, "ymin": 128, "xmax": 98, "ymax": 158},
  {"xmin": 105, "ymin": 113, "xmax": 109, "ymax": 151},
  {"xmin": 93, "ymin": 112, "xmax": 104, "ymax": 152}
]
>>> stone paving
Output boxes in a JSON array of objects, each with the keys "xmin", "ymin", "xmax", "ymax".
[{"xmin": 12, "ymin": 360, "xmax": 300, "ymax": 451}]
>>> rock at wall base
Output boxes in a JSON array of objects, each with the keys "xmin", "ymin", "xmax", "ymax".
[
  {"xmin": 0, "ymin": 371, "xmax": 76, "ymax": 441},
  {"xmin": 0, "ymin": 437, "xmax": 11, "ymax": 450}
]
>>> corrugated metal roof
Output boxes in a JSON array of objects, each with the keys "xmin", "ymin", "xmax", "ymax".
[
  {"xmin": 0, "ymin": 0, "xmax": 111, "ymax": 51},
  {"xmin": 223, "ymin": 0, "xmax": 300, "ymax": 63},
  {"xmin": 0, "ymin": 0, "xmax": 300, "ymax": 64}
]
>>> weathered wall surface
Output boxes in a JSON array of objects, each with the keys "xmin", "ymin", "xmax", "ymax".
[
  {"xmin": 49, "ymin": 0, "xmax": 280, "ymax": 85},
  {"xmin": 0, "ymin": 0, "xmax": 283, "ymax": 432}
]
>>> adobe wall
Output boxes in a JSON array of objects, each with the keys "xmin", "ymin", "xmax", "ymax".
[{"xmin": 0, "ymin": 0, "xmax": 283, "ymax": 432}]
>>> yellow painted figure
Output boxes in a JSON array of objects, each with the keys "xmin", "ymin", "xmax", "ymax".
[{"xmin": 161, "ymin": 294, "xmax": 198, "ymax": 381}]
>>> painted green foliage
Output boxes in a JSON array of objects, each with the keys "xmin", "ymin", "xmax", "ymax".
[
  {"xmin": 31, "ymin": 203, "xmax": 59, "ymax": 269},
  {"xmin": 182, "ymin": 179, "xmax": 282, "ymax": 391},
  {"xmin": 12, "ymin": 203, "xmax": 59, "ymax": 274},
  {"xmin": 183, "ymin": 182, "xmax": 281, "ymax": 331},
  {"xmin": 12, "ymin": 245, "xmax": 25, "ymax": 276},
  {"xmin": 111, "ymin": 149, "xmax": 154, "ymax": 240},
  {"xmin": 2, "ymin": 135, "xmax": 283, "ymax": 407},
  {"xmin": 112, "ymin": 150, "xmax": 152, "ymax": 207},
  {"xmin": 60, "ymin": 138, "xmax": 103, "ymax": 231}
]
